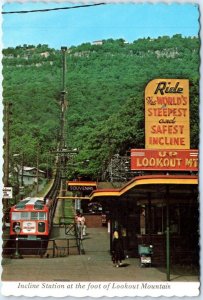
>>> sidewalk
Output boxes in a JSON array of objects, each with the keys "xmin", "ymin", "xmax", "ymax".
[{"xmin": 2, "ymin": 227, "xmax": 199, "ymax": 282}]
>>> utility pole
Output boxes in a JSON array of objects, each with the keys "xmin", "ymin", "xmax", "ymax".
[
  {"xmin": 36, "ymin": 144, "xmax": 39, "ymax": 193},
  {"xmin": 13, "ymin": 152, "xmax": 24, "ymax": 199},
  {"xmin": 19, "ymin": 151, "xmax": 25, "ymax": 200},
  {"xmin": 55, "ymin": 47, "xmax": 79, "ymax": 215},
  {"xmin": 60, "ymin": 46, "xmax": 68, "ymax": 150},
  {"xmin": 3, "ymin": 102, "xmax": 12, "ymax": 209},
  {"xmin": 166, "ymin": 186, "xmax": 171, "ymax": 281},
  {"xmin": 60, "ymin": 47, "xmax": 68, "ymax": 216},
  {"xmin": 20, "ymin": 152, "xmax": 24, "ymax": 187}
]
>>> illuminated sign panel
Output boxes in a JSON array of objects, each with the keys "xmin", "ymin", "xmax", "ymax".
[
  {"xmin": 145, "ymin": 79, "xmax": 190, "ymax": 149},
  {"xmin": 131, "ymin": 149, "xmax": 198, "ymax": 171},
  {"xmin": 67, "ymin": 181, "xmax": 97, "ymax": 192}
]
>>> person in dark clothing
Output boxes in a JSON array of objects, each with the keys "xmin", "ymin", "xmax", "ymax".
[{"xmin": 111, "ymin": 231, "xmax": 125, "ymax": 267}]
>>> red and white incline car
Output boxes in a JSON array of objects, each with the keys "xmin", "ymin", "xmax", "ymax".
[{"xmin": 10, "ymin": 197, "xmax": 53, "ymax": 240}]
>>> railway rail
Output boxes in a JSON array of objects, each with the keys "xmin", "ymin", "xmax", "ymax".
[{"xmin": 44, "ymin": 167, "xmax": 61, "ymax": 233}]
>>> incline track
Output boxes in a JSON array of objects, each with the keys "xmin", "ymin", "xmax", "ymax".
[
  {"xmin": 3, "ymin": 168, "xmax": 84, "ymax": 258},
  {"xmin": 3, "ymin": 169, "xmax": 61, "ymax": 258}
]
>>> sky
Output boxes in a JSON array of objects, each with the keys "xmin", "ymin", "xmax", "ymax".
[{"xmin": 2, "ymin": 2, "xmax": 200, "ymax": 49}]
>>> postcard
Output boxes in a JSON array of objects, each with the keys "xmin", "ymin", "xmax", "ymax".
[{"xmin": 1, "ymin": 0, "xmax": 201, "ymax": 298}]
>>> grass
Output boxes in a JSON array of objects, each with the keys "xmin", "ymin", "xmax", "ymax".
[
  {"xmin": 58, "ymin": 191, "xmax": 75, "ymax": 222},
  {"xmin": 64, "ymin": 199, "xmax": 75, "ymax": 219},
  {"xmin": 36, "ymin": 179, "xmax": 54, "ymax": 197}
]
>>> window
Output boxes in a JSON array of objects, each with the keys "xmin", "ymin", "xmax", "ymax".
[
  {"xmin": 31, "ymin": 212, "xmax": 38, "ymax": 220},
  {"xmin": 21, "ymin": 212, "xmax": 29, "ymax": 220},
  {"xmin": 12, "ymin": 212, "xmax": 21, "ymax": 220},
  {"xmin": 39, "ymin": 212, "xmax": 47, "ymax": 220},
  {"xmin": 12, "ymin": 211, "xmax": 47, "ymax": 221},
  {"xmin": 139, "ymin": 204, "xmax": 181, "ymax": 235},
  {"xmin": 38, "ymin": 222, "xmax": 45, "ymax": 232},
  {"xmin": 31, "ymin": 212, "xmax": 47, "ymax": 220}
]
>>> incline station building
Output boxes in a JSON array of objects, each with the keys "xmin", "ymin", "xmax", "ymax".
[{"xmin": 67, "ymin": 79, "xmax": 199, "ymax": 273}]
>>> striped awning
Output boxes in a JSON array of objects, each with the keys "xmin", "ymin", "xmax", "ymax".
[{"xmin": 89, "ymin": 175, "xmax": 198, "ymax": 201}]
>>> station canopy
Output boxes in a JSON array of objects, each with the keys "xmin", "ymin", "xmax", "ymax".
[{"xmin": 89, "ymin": 175, "xmax": 198, "ymax": 203}]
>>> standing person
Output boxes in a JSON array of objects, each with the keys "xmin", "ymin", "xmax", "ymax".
[
  {"xmin": 111, "ymin": 230, "xmax": 125, "ymax": 267},
  {"xmin": 75, "ymin": 211, "xmax": 80, "ymax": 228},
  {"xmin": 80, "ymin": 213, "xmax": 86, "ymax": 236},
  {"xmin": 75, "ymin": 212, "xmax": 86, "ymax": 238},
  {"xmin": 75, "ymin": 211, "xmax": 81, "ymax": 238}
]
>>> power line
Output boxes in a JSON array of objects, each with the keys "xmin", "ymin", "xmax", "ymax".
[{"xmin": 2, "ymin": 3, "xmax": 106, "ymax": 14}]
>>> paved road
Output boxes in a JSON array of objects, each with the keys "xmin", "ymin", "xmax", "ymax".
[{"xmin": 2, "ymin": 227, "xmax": 199, "ymax": 282}]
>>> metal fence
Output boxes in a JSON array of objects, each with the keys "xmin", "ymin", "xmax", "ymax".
[{"xmin": 2, "ymin": 237, "xmax": 84, "ymax": 258}]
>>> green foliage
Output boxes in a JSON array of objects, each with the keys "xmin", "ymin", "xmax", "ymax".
[{"xmin": 3, "ymin": 35, "xmax": 200, "ymax": 180}]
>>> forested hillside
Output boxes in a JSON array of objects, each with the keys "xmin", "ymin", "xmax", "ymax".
[{"xmin": 3, "ymin": 35, "xmax": 200, "ymax": 180}]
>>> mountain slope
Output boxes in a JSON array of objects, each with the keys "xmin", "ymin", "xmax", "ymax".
[{"xmin": 3, "ymin": 36, "xmax": 200, "ymax": 179}]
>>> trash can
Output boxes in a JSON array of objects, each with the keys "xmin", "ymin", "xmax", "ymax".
[
  {"xmin": 138, "ymin": 244, "xmax": 153, "ymax": 267},
  {"xmin": 138, "ymin": 244, "xmax": 153, "ymax": 255}
]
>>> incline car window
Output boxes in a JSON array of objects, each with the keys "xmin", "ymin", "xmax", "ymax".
[
  {"xmin": 21, "ymin": 212, "xmax": 29, "ymax": 220},
  {"xmin": 39, "ymin": 212, "xmax": 46, "ymax": 220},
  {"xmin": 12, "ymin": 212, "xmax": 47, "ymax": 220},
  {"xmin": 31, "ymin": 212, "xmax": 47, "ymax": 220},
  {"xmin": 11, "ymin": 212, "xmax": 21, "ymax": 220},
  {"xmin": 31, "ymin": 212, "xmax": 38, "ymax": 220}
]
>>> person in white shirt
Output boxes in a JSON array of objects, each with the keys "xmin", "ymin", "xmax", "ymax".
[{"xmin": 75, "ymin": 212, "xmax": 86, "ymax": 238}]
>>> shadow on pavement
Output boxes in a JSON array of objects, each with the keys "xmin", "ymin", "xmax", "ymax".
[{"xmin": 119, "ymin": 263, "xmax": 130, "ymax": 267}]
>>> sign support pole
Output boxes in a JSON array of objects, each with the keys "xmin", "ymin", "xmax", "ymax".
[{"xmin": 166, "ymin": 186, "xmax": 170, "ymax": 281}]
